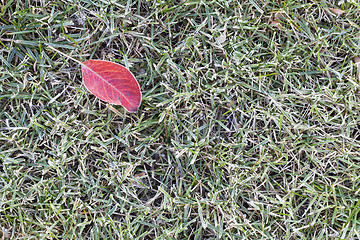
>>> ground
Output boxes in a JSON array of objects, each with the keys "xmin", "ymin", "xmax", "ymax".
[{"xmin": 0, "ymin": 0, "xmax": 360, "ymax": 239}]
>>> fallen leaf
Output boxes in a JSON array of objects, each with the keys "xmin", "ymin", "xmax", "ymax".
[
  {"xmin": 328, "ymin": 7, "xmax": 345, "ymax": 15},
  {"xmin": 81, "ymin": 60, "xmax": 142, "ymax": 112}
]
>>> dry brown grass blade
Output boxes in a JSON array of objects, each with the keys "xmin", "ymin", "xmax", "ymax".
[
  {"xmin": 270, "ymin": 19, "xmax": 282, "ymax": 30},
  {"xmin": 328, "ymin": 7, "xmax": 345, "ymax": 15},
  {"xmin": 354, "ymin": 56, "xmax": 360, "ymax": 81},
  {"xmin": 0, "ymin": 228, "xmax": 10, "ymax": 240}
]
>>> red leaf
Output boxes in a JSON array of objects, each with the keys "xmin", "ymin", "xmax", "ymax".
[{"xmin": 81, "ymin": 60, "xmax": 141, "ymax": 112}]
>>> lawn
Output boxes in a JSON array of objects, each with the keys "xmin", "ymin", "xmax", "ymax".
[{"xmin": 1, "ymin": 0, "xmax": 360, "ymax": 239}]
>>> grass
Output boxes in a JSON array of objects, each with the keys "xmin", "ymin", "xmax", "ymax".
[{"xmin": 1, "ymin": 0, "xmax": 360, "ymax": 239}]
